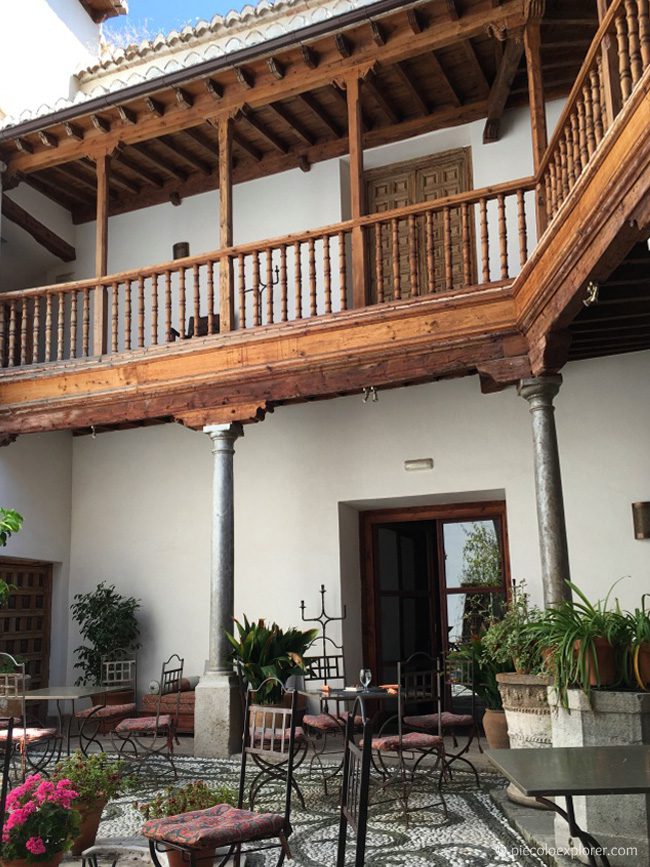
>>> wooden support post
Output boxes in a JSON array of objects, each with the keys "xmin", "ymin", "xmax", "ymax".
[
  {"xmin": 94, "ymin": 153, "xmax": 109, "ymax": 355},
  {"xmin": 597, "ymin": 0, "xmax": 623, "ymax": 125},
  {"xmin": 346, "ymin": 73, "xmax": 367, "ymax": 308},
  {"xmin": 218, "ymin": 116, "xmax": 234, "ymax": 332},
  {"xmin": 524, "ymin": 18, "xmax": 548, "ymax": 235}
]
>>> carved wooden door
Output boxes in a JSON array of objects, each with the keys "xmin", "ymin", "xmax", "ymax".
[
  {"xmin": 0, "ymin": 559, "xmax": 52, "ymax": 690},
  {"xmin": 365, "ymin": 148, "xmax": 472, "ymax": 300}
]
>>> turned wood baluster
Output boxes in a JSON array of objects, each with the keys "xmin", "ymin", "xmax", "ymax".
[
  {"xmin": 82, "ymin": 288, "xmax": 90, "ymax": 357},
  {"xmin": 544, "ymin": 174, "xmax": 553, "ymax": 224},
  {"xmin": 338, "ymin": 231, "xmax": 347, "ymax": 311},
  {"xmin": 45, "ymin": 295, "xmax": 52, "ymax": 361},
  {"xmin": 308, "ymin": 238, "xmax": 317, "ymax": 316},
  {"xmin": 626, "ymin": 0, "xmax": 642, "ymax": 83},
  {"xmin": 408, "ymin": 214, "xmax": 418, "ymax": 296},
  {"xmin": 164, "ymin": 270, "xmax": 172, "ymax": 342},
  {"xmin": 576, "ymin": 99, "xmax": 588, "ymax": 170},
  {"xmin": 8, "ymin": 301, "xmax": 16, "ymax": 367},
  {"xmin": 57, "ymin": 292, "xmax": 65, "ymax": 360},
  {"xmin": 391, "ymin": 218, "xmax": 401, "ymax": 300},
  {"xmin": 568, "ymin": 115, "xmax": 579, "ymax": 183},
  {"xmin": 590, "ymin": 68, "xmax": 604, "ymax": 144},
  {"xmin": 151, "ymin": 274, "xmax": 159, "ymax": 346},
  {"xmin": 461, "ymin": 204, "xmax": 471, "ymax": 287},
  {"xmin": 137, "ymin": 275, "xmax": 145, "ymax": 348},
  {"xmin": 323, "ymin": 235, "xmax": 332, "ymax": 314},
  {"xmin": 69, "ymin": 292, "xmax": 77, "ymax": 359},
  {"xmin": 374, "ymin": 223, "xmax": 384, "ymax": 303},
  {"xmin": 124, "ymin": 279, "xmax": 132, "ymax": 351},
  {"xmin": 266, "ymin": 248, "xmax": 274, "ymax": 324},
  {"xmin": 20, "ymin": 298, "xmax": 28, "ymax": 365},
  {"xmin": 0, "ymin": 304, "xmax": 5, "ymax": 367},
  {"xmin": 549, "ymin": 161, "xmax": 558, "ymax": 216},
  {"xmin": 32, "ymin": 297, "xmax": 41, "ymax": 363},
  {"xmin": 558, "ymin": 138, "xmax": 569, "ymax": 201},
  {"xmin": 596, "ymin": 54, "xmax": 609, "ymax": 133},
  {"xmin": 178, "ymin": 267, "xmax": 186, "ymax": 339},
  {"xmin": 294, "ymin": 242, "xmax": 302, "ymax": 319},
  {"xmin": 443, "ymin": 207, "xmax": 453, "ymax": 291},
  {"xmin": 279, "ymin": 245, "xmax": 288, "ymax": 322},
  {"xmin": 479, "ymin": 198, "xmax": 490, "ymax": 283},
  {"xmin": 193, "ymin": 264, "xmax": 200, "ymax": 336},
  {"xmin": 617, "ymin": 7, "xmax": 633, "ymax": 100},
  {"xmin": 252, "ymin": 252, "xmax": 261, "ymax": 326},
  {"xmin": 207, "ymin": 261, "xmax": 215, "ymax": 334},
  {"xmin": 111, "ymin": 282, "xmax": 118, "ymax": 353},
  {"xmin": 638, "ymin": 0, "xmax": 650, "ymax": 66},
  {"xmin": 237, "ymin": 254, "xmax": 246, "ymax": 329},
  {"xmin": 425, "ymin": 211, "xmax": 435, "ymax": 294},
  {"xmin": 517, "ymin": 189, "xmax": 528, "ymax": 267},
  {"xmin": 583, "ymin": 84, "xmax": 596, "ymax": 158},
  {"xmin": 497, "ymin": 193, "xmax": 508, "ymax": 279}
]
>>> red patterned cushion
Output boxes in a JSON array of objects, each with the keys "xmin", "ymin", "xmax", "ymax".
[
  {"xmin": 142, "ymin": 804, "xmax": 285, "ymax": 848},
  {"xmin": 75, "ymin": 702, "xmax": 137, "ymax": 719},
  {"xmin": 403, "ymin": 712, "xmax": 474, "ymax": 730},
  {"xmin": 303, "ymin": 713, "xmax": 363, "ymax": 732},
  {"xmin": 115, "ymin": 714, "xmax": 172, "ymax": 734},
  {"xmin": 252, "ymin": 726, "xmax": 304, "ymax": 747},
  {"xmin": 365, "ymin": 732, "xmax": 444, "ymax": 752},
  {"xmin": 0, "ymin": 727, "xmax": 57, "ymax": 744}
]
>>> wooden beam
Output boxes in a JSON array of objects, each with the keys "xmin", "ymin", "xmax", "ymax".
[
  {"xmin": 157, "ymin": 135, "xmax": 212, "ymax": 175},
  {"xmin": 363, "ymin": 73, "xmax": 400, "ymax": 124},
  {"xmin": 1, "ymin": 194, "xmax": 76, "ymax": 261},
  {"xmin": 267, "ymin": 57, "xmax": 285, "ymax": 80},
  {"xmin": 297, "ymin": 93, "xmax": 342, "ymax": 137},
  {"xmin": 524, "ymin": 17, "xmax": 548, "ymax": 234},
  {"xmin": 301, "ymin": 45, "xmax": 319, "ymax": 69},
  {"xmin": 239, "ymin": 105, "xmax": 289, "ymax": 154},
  {"xmin": 182, "ymin": 126, "xmax": 217, "ymax": 157},
  {"xmin": 117, "ymin": 105, "xmax": 137, "ymax": 125},
  {"xmin": 113, "ymin": 148, "xmax": 164, "ymax": 187},
  {"xmin": 94, "ymin": 153, "xmax": 109, "ymax": 355},
  {"xmin": 394, "ymin": 62, "xmax": 429, "ymax": 116},
  {"xmin": 144, "ymin": 97, "xmax": 165, "ymax": 118},
  {"xmin": 461, "ymin": 41, "xmax": 490, "ymax": 95},
  {"xmin": 129, "ymin": 142, "xmax": 188, "ymax": 182},
  {"xmin": 63, "ymin": 123, "xmax": 84, "ymax": 142},
  {"xmin": 38, "ymin": 131, "xmax": 58, "ymax": 149},
  {"xmin": 266, "ymin": 102, "xmax": 315, "ymax": 146},
  {"xmin": 596, "ymin": 0, "xmax": 623, "ymax": 125},
  {"xmin": 219, "ymin": 117, "xmax": 234, "ymax": 332},
  {"xmin": 232, "ymin": 131, "xmax": 263, "ymax": 162},
  {"xmin": 483, "ymin": 33, "xmax": 524, "ymax": 143},
  {"xmin": 429, "ymin": 51, "xmax": 461, "ymax": 107},
  {"xmin": 347, "ymin": 74, "xmax": 367, "ymax": 309},
  {"xmin": 23, "ymin": 174, "xmax": 84, "ymax": 210}
]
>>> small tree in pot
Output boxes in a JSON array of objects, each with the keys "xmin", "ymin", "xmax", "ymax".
[{"xmin": 0, "ymin": 508, "xmax": 23, "ymax": 606}]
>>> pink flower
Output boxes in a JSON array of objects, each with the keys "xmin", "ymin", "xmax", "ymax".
[
  {"xmin": 25, "ymin": 837, "xmax": 46, "ymax": 855},
  {"xmin": 34, "ymin": 780, "xmax": 55, "ymax": 803},
  {"xmin": 6, "ymin": 775, "xmax": 40, "ymax": 809}
]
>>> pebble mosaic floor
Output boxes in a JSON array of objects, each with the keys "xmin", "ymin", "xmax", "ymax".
[{"xmin": 96, "ymin": 753, "xmax": 547, "ymax": 867}]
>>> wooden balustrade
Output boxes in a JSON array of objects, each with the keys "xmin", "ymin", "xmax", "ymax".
[{"xmin": 539, "ymin": 0, "xmax": 649, "ymax": 222}]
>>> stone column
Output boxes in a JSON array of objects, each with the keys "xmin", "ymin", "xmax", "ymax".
[
  {"xmin": 194, "ymin": 423, "xmax": 244, "ymax": 757},
  {"xmin": 518, "ymin": 375, "xmax": 572, "ymax": 607}
]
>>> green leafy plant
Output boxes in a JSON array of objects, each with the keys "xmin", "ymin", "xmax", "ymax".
[
  {"xmin": 136, "ymin": 780, "xmax": 237, "ymax": 821},
  {"xmin": 0, "ymin": 508, "xmax": 23, "ymax": 605},
  {"xmin": 226, "ymin": 616, "xmax": 318, "ymax": 703},
  {"xmin": 460, "ymin": 522, "xmax": 502, "ymax": 588},
  {"xmin": 449, "ymin": 635, "xmax": 513, "ymax": 710},
  {"xmin": 481, "ymin": 581, "xmax": 543, "ymax": 674},
  {"xmin": 1, "ymin": 773, "xmax": 80, "ymax": 861},
  {"xmin": 71, "ymin": 582, "xmax": 141, "ymax": 685},
  {"xmin": 623, "ymin": 594, "xmax": 650, "ymax": 690},
  {"xmin": 51, "ymin": 751, "xmax": 135, "ymax": 804}
]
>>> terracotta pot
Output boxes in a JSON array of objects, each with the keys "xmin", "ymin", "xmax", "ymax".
[
  {"xmin": 1, "ymin": 852, "xmax": 64, "ymax": 867},
  {"xmin": 70, "ymin": 797, "xmax": 108, "ymax": 855},
  {"xmin": 635, "ymin": 642, "xmax": 650, "ymax": 687},
  {"xmin": 482, "ymin": 708, "xmax": 510, "ymax": 749},
  {"xmin": 573, "ymin": 637, "xmax": 616, "ymax": 686},
  {"xmin": 165, "ymin": 848, "xmax": 215, "ymax": 867}
]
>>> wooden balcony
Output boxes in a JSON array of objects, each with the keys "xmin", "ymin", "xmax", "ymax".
[{"xmin": 0, "ymin": 0, "xmax": 648, "ymax": 436}]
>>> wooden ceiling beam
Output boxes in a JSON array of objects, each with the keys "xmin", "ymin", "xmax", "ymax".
[
  {"xmin": 461, "ymin": 41, "xmax": 490, "ymax": 95},
  {"xmin": 232, "ymin": 132, "xmax": 263, "ymax": 162},
  {"xmin": 363, "ymin": 73, "xmax": 400, "ymax": 124},
  {"xmin": 157, "ymin": 135, "xmax": 213, "ymax": 175},
  {"xmin": 394, "ymin": 61, "xmax": 429, "ymax": 116},
  {"xmin": 297, "ymin": 93, "xmax": 342, "ymax": 137},
  {"xmin": 182, "ymin": 126, "xmax": 217, "ymax": 157},
  {"xmin": 129, "ymin": 142, "xmax": 188, "ymax": 182},
  {"xmin": 22, "ymin": 174, "xmax": 85, "ymax": 210},
  {"xmin": 483, "ymin": 32, "xmax": 525, "ymax": 143},
  {"xmin": 55, "ymin": 163, "xmax": 96, "ymax": 193},
  {"xmin": 1, "ymin": 0, "xmax": 528, "ymax": 176},
  {"xmin": 1, "ymin": 194, "xmax": 76, "ymax": 261},
  {"xmin": 429, "ymin": 51, "xmax": 462, "ymax": 107},
  {"xmin": 266, "ymin": 102, "xmax": 316, "ymax": 146},
  {"xmin": 113, "ymin": 148, "xmax": 164, "ymax": 187},
  {"xmin": 238, "ymin": 105, "xmax": 289, "ymax": 154}
]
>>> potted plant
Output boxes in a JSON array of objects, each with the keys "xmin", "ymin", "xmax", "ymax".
[
  {"xmin": 625, "ymin": 594, "xmax": 650, "ymax": 689},
  {"xmin": 0, "ymin": 773, "xmax": 80, "ymax": 867},
  {"xmin": 70, "ymin": 582, "xmax": 141, "ymax": 697},
  {"xmin": 51, "ymin": 752, "xmax": 133, "ymax": 856},
  {"xmin": 137, "ymin": 781, "xmax": 238, "ymax": 867},
  {"xmin": 226, "ymin": 616, "xmax": 318, "ymax": 704},
  {"xmin": 0, "ymin": 509, "xmax": 22, "ymax": 606}
]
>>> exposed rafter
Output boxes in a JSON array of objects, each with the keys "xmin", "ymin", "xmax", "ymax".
[
  {"xmin": 483, "ymin": 33, "xmax": 525, "ymax": 143},
  {"xmin": 1, "ymin": 194, "xmax": 76, "ymax": 261}
]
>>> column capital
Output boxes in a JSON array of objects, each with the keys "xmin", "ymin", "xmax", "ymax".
[
  {"xmin": 518, "ymin": 374, "xmax": 563, "ymax": 408},
  {"xmin": 204, "ymin": 422, "xmax": 244, "ymax": 448}
]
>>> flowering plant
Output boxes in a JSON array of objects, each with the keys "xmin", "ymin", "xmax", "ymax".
[
  {"xmin": 1, "ymin": 774, "xmax": 80, "ymax": 862},
  {"xmin": 136, "ymin": 780, "xmax": 237, "ymax": 820},
  {"xmin": 51, "ymin": 751, "xmax": 134, "ymax": 804}
]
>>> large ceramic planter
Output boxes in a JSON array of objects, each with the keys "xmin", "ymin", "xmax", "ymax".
[
  {"xmin": 1, "ymin": 852, "xmax": 64, "ymax": 867},
  {"xmin": 574, "ymin": 637, "xmax": 616, "ymax": 686},
  {"xmin": 548, "ymin": 687, "xmax": 650, "ymax": 866},
  {"xmin": 497, "ymin": 673, "xmax": 552, "ymax": 809},
  {"xmin": 481, "ymin": 709, "xmax": 510, "ymax": 749},
  {"xmin": 71, "ymin": 797, "xmax": 108, "ymax": 855}
]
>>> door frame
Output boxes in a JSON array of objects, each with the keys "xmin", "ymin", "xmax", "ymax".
[{"xmin": 358, "ymin": 500, "xmax": 511, "ymax": 676}]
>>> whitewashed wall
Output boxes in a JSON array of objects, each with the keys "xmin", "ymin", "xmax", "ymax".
[{"xmin": 52, "ymin": 350, "xmax": 649, "ymax": 691}]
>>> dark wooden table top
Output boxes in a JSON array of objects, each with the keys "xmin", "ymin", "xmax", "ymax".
[{"xmin": 487, "ymin": 745, "xmax": 650, "ymax": 797}]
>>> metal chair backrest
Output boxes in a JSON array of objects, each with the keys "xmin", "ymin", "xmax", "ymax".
[
  {"xmin": 439, "ymin": 652, "xmax": 478, "ymax": 721},
  {"xmin": 238, "ymin": 679, "xmax": 298, "ymax": 826},
  {"xmin": 303, "ymin": 641, "xmax": 346, "ymax": 686},
  {"xmin": 155, "ymin": 654, "xmax": 183, "ymax": 729},
  {"xmin": 102, "ymin": 651, "xmax": 137, "ymax": 692},
  {"xmin": 399, "ymin": 651, "xmax": 438, "ymax": 707},
  {"xmin": 0, "ymin": 653, "xmax": 26, "ymax": 725},
  {"xmin": 337, "ymin": 701, "xmax": 372, "ymax": 867}
]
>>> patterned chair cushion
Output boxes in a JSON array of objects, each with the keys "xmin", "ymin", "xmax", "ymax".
[
  {"xmin": 75, "ymin": 702, "xmax": 137, "ymax": 719},
  {"xmin": 303, "ymin": 713, "xmax": 363, "ymax": 733},
  {"xmin": 364, "ymin": 732, "xmax": 444, "ymax": 752},
  {"xmin": 403, "ymin": 712, "xmax": 474, "ymax": 730},
  {"xmin": 142, "ymin": 804, "xmax": 285, "ymax": 848},
  {"xmin": 115, "ymin": 714, "xmax": 172, "ymax": 734},
  {"xmin": 252, "ymin": 726, "xmax": 304, "ymax": 747},
  {"xmin": 0, "ymin": 727, "xmax": 57, "ymax": 744}
]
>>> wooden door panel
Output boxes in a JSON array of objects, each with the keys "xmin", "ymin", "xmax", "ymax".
[{"xmin": 0, "ymin": 559, "xmax": 52, "ymax": 690}]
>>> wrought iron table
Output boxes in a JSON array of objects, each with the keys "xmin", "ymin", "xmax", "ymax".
[{"xmin": 487, "ymin": 745, "xmax": 650, "ymax": 867}]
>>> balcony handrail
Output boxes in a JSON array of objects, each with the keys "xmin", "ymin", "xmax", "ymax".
[
  {"xmin": 536, "ymin": 0, "xmax": 623, "ymax": 179},
  {"xmin": 0, "ymin": 176, "xmax": 536, "ymax": 302}
]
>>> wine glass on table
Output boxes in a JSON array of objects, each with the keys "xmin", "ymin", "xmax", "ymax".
[{"xmin": 360, "ymin": 668, "xmax": 372, "ymax": 690}]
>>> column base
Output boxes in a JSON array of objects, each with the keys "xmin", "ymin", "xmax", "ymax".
[{"xmin": 193, "ymin": 672, "xmax": 242, "ymax": 758}]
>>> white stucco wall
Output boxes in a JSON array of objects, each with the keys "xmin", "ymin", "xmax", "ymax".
[
  {"xmin": 0, "ymin": 432, "xmax": 73, "ymax": 685},
  {"xmin": 55, "ymin": 350, "xmax": 650, "ymax": 691}
]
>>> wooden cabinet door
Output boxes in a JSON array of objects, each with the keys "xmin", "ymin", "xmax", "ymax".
[{"xmin": 0, "ymin": 559, "xmax": 52, "ymax": 690}]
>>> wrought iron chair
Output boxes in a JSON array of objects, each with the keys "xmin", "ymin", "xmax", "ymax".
[
  {"xmin": 336, "ymin": 700, "xmax": 373, "ymax": 867},
  {"xmin": 0, "ymin": 716, "xmax": 14, "ymax": 838},
  {"xmin": 75, "ymin": 651, "xmax": 137, "ymax": 754},
  {"xmin": 143, "ymin": 681, "xmax": 299, "ymax": 867},
  {"xmin": 112, "ymin": 653, "xmax": 183, "ymax": 779},
  {"xmin": 0, "ymin": 653, "xmax": 60, "ymax": 778},
  {"xmin": 402, "ymin": 653, "xmax": 481, "ymax": 787}
]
